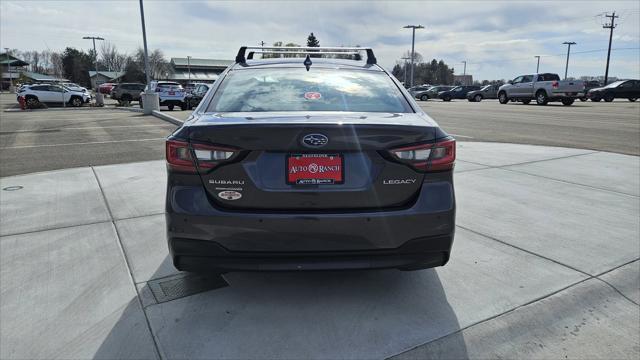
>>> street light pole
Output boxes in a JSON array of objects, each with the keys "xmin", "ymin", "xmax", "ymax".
[
  {"xmin": 403, "ymin": 25, "xmax": 424, "ymax": 88},
  {"xmin": 401, "ymin": 56, "xmax": 410, "ymax": 86},
  {"xmin": 138, "ymin": 0, "xmax": 158, "ymax": 113},
  {"xmin": 187, "ymin": 56, "xmax": 191, "ymax": 85},
  {"xmin": 82, "ymin": 36, "xmax": 104, "ymax": 105},
  {"xmin": 461, "ymin": 60, "xmax": 467, "ymax": 76},
  {"xmin": 562, "ymin": 41, "xmax": 576, "ymax": 80},
  {"xmin": 534, "ymin": 56, "xmax": 540, "ymax": 73}
]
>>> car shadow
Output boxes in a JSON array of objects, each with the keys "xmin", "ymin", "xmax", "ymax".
[{"xmin": 94, "ymin": 256, "xmax": 468, "ymax": 359}]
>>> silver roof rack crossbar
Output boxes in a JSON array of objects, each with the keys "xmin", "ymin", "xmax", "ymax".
[{"xmin": 236, "ymin": 46, "xmax": 376, "ymax": 65}]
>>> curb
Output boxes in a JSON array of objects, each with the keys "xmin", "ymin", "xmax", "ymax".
[{"xmin": 151, "ymin": 110, "xmax": 184, "ymax": 126}]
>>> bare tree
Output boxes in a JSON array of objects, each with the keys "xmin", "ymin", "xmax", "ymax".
[
  {"xmin": 99, "ymin": 41, "xmax": 127, "ymax": 72},
  {"xmin": 50, "ymin": 52, "xmax": 65, "ymax": 78}
]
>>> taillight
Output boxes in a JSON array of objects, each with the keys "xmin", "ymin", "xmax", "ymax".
[
  {"xmin": 552, "ymin": 81, "xmax": 559, "ymax": 89},
  {"xmin": 389, "ymin": 138, "xmax": 456, "ymax": 172},
  {"xmin": 166, "ymin": 139, "xmax": 237, "ymax": 173}
]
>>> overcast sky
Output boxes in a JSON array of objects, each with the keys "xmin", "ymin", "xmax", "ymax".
[{"xmin": 1, "ymin": 0, "xmax": 639, "ymax": 80}]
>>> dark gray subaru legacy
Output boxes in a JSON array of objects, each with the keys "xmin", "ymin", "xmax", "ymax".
[{"xmin": 166, "ymin": 46, "xmax": 456, "ymax": 273}]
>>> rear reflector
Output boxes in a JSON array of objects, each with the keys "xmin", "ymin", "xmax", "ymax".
[
  {"xmin": 390, "ymin": 138, "xmax": 456, "ymax": 172},
  {"xmin": 166, "ymin": 139, "xmax": 237, "ymax": 173}
]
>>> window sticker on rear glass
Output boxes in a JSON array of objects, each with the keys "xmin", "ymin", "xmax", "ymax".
[{"xmin": 304, "ymin": 92, "xmax": 322, "ymax": 100}]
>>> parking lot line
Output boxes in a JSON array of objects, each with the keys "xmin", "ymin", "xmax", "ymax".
[
  {"xmin": 2, "ymin": 124, "xmax": 175, "ymax": 133},
  {"xmin": 2, "ymin": 138, "xmax": 166, "ymax": 149}
]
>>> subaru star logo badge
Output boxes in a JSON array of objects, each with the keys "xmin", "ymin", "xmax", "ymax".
[{"xmin": 302, "ymin": 134, "xmax": 328, "ymax": 148}]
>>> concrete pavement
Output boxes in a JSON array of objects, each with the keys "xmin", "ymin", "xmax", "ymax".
[{"xmin": 1, "ymin": 142, "xmax": 638, "ymax": 359}]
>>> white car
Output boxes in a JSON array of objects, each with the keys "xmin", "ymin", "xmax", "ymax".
[
  {"xmin": 19, "ymin": 84, "xmax": 92, "ymax": 107},
  {"xmin": 61, "ymin": 82, "xmax": 88, "ymax": 93}
]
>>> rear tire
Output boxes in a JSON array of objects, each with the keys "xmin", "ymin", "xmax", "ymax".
[
  {"xmin": 604, "ymin": 94, "xmax": 614, "ymax": 102},
  {"xmin": 535, "ymin": 90, "xmax": 548, "ymax": 105},
  {"xmin": 561, "ymin": 98, "xmax": 575, "ymax": 106},
  {"xmin": 498, "ymin": 92, "xmax": 508, "ymax": 104},
  {"xmin": 591, "ymin": 96, "xmax": 601, "ymax": 102},
  {"xmin": 628, "ymin": 98, "xmax": 637, "ymax": 102},
  {"xmin": 168, "ymin": 105, "xmax": 175, "ymax": 111},
  {"xmin": 443, "ymin": 95, "xmax": 452, "ymax": 102},
  {"xmin": 25, "ymin": 96, "xmax": 40, "ymax": 108},
  {"xmin": 579, "ymin": 97, "xmax": 587, "ymax": 102},
  {"xmin": 420, "ymin": 94, "xmax": 429, "ymax": 101},
  {"xmin": 474, "ymin": 94, "xmax": 482, "ymax": 102},
  {"xmin": 180, "ymin": 103, "xmax": 187, "ymax": 111}
]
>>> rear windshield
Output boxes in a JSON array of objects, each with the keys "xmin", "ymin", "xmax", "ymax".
[{"xmin": 206, "ymin": 68, "xmax": 412, "ymax": 113}]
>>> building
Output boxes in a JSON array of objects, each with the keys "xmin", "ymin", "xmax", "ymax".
[
  {"xmin": 89, "ymin": 71, "xmax": 125, "ymax": 89},
  {"xmin": 166, "ymin": 58, "xmax": 233, "ymax": 84},
  {"xmin": 2, "ymin": 52, "xmax": 68, "ymax": 89},
  {"xmin": 453, "ymin": 74, "xmax": 473, "ymax": 86},
  {"xmin": 1, "ymin": 52, "xmax": 29, "ymax": 90}
]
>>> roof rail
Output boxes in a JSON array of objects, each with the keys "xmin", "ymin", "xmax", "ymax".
[{"xmin": 236, "ymin": 46, "xmax": 377, "ymax": 65}]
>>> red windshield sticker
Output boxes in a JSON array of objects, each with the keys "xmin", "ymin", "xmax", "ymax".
[{"xmin": 304, "ymin": 92, "xmax": 322, "ymax": 100}]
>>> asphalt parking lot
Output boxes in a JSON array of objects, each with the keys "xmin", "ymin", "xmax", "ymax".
[
  {"xmin": 167, "ymin": 98, "xmax": 640, "ymax": 156},
  {"xmin": 418, "ymin": 99, "xmax": 640, "ymax": 156},
  {"xmin": 0, "ymin": 94, "xmax": 177, "ymax": 177}
]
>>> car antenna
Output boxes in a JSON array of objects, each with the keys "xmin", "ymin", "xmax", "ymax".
[{"xmin": 304, "ymin": 54, "xmax": 312, "ymax": 71}]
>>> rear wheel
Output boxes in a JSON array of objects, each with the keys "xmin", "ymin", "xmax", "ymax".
[
  {"xmin": 579, "ymin": 97, "xmax": 587, "ymax": 102},
  {"xmin": 591, "ymin": 96, "xmax": 601, "ymax": 102},
  {"xmin": 25, "ymin": 96, "xmax": 40, "ymax": 108},
  {"xmin": 535, "ymin": 90, "xmax": 548, "ymax": 105},
  {"xmin": 521, "ymin": 99, "xmax": 531, "ymax": 105},
  {"xmin": 442, "ymin": 95, "xmax": 451, "ymax": 102},
  {"xmin": 498, "ymin": 91, "xmax": 508, "ymax": 104},
  {"xmin": 420, "ymin": 94, "xmax": 429, "ymax": 101},
  {"xmin": 180, "ymin": 103, "xmax": 187, "ymax": 111},
  {"xmin": 168, "ymin": 105, "xmax": 175, "ymax": 111},
  {"xmin": 561, "ymin": 98, "xmax": 575, "ymax": 106},
  {"xmin": 628, "ymin": 98, "xmax": 637, "ymax": 102},
  {"xmin": 474, "ymin": 94, "xmax": 482, "ymax": 102},
  {"xmin": 604, "ymin": 94, "xmax": 614, "ymax": 102}
]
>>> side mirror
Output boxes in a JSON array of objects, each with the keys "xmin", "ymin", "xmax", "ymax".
[{"xmin": 508, "ymin": 80, "xmax": 513, "ymax": 85}]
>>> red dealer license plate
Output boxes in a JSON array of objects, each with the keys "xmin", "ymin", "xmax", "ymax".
[{"xmin": 287, "ymin": 154, "xmax": 344, "ymax": 185}]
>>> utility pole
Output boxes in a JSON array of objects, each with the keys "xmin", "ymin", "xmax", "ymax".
[
  {"xmin": 260, "ymin": 41, "xmax": 266, "ymax": 48},
  {"xmin": 461, "ymin": 60, "xmax": 467, "ymax": 75},
  {"xmin": 562, "ymin": 41, "xmax": 576, "ymax": 80},
  {"xmin": 82, "ymin": 36, "xmax": 105, "ymax": 105},
  {"xmin": 403, "ymin": 25, "xmax": 424, "ymax": 88},
  {"xmin": 534, "ymin": 55, "xmax": 540, "ymax": 73},
  {"xmin": 603, "ymin": 12, "xmax": 618, "ymax": 85},
  {"xmin": 139, "ymin": 0, "xmax": 152, "ymax": 87},
  {"xmin": 187, "ymin": 56, "xmax": 191, "ymax": 85},
  {"xmin": 401, "ymin": 56, "xmax": 410, "ymax": 86}
]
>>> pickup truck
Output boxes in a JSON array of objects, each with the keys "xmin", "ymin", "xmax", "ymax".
[{"xmin": 498, "ymin": 73, "xmax": 584, "ymax": 106}]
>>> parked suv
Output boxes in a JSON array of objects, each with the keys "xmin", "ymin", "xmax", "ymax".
[
  {"xmin": 144, "ymin": 81, "xmax": 187, "ymax": 110},
  {"xmin": 498, "ymin": 73, "xmax": 584, "ymax": 105},
  {"xmin": 438, "ymin": 85, "xmax": 481, "ymax": 101},
  {"xmin": 19, "ymin": 84, "xmax": 91, "ymax": 108},
  {"xmin": 111, "ymin": 83, "xmax": 146, "ymax": 104},
  {"xmin": 165, "ymin": 46, "xmax": 456, "ymax": 273},
  {"xmin": 467, "ymin": 84, "xmax": 500, "ymax": 102},
  {"xmin": 185, "ymin": 83, "xmax": 211, "ymax": 110}
]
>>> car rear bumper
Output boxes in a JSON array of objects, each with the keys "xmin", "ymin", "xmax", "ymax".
[
  {"xmin": 167, "ymin": 179, "xmax": 456, "ymax": 272},
  {"xmin": 171, "ymin": 235, "xmax": 452, "ymax": 272},
  {"xmin": 160, "ymin": 99, "xmax": 185, "ymax": 105}
]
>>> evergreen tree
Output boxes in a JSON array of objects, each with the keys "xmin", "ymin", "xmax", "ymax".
[{"xmin": 306, "ymin": 33, "xmax": 320, "ymax": 47}]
